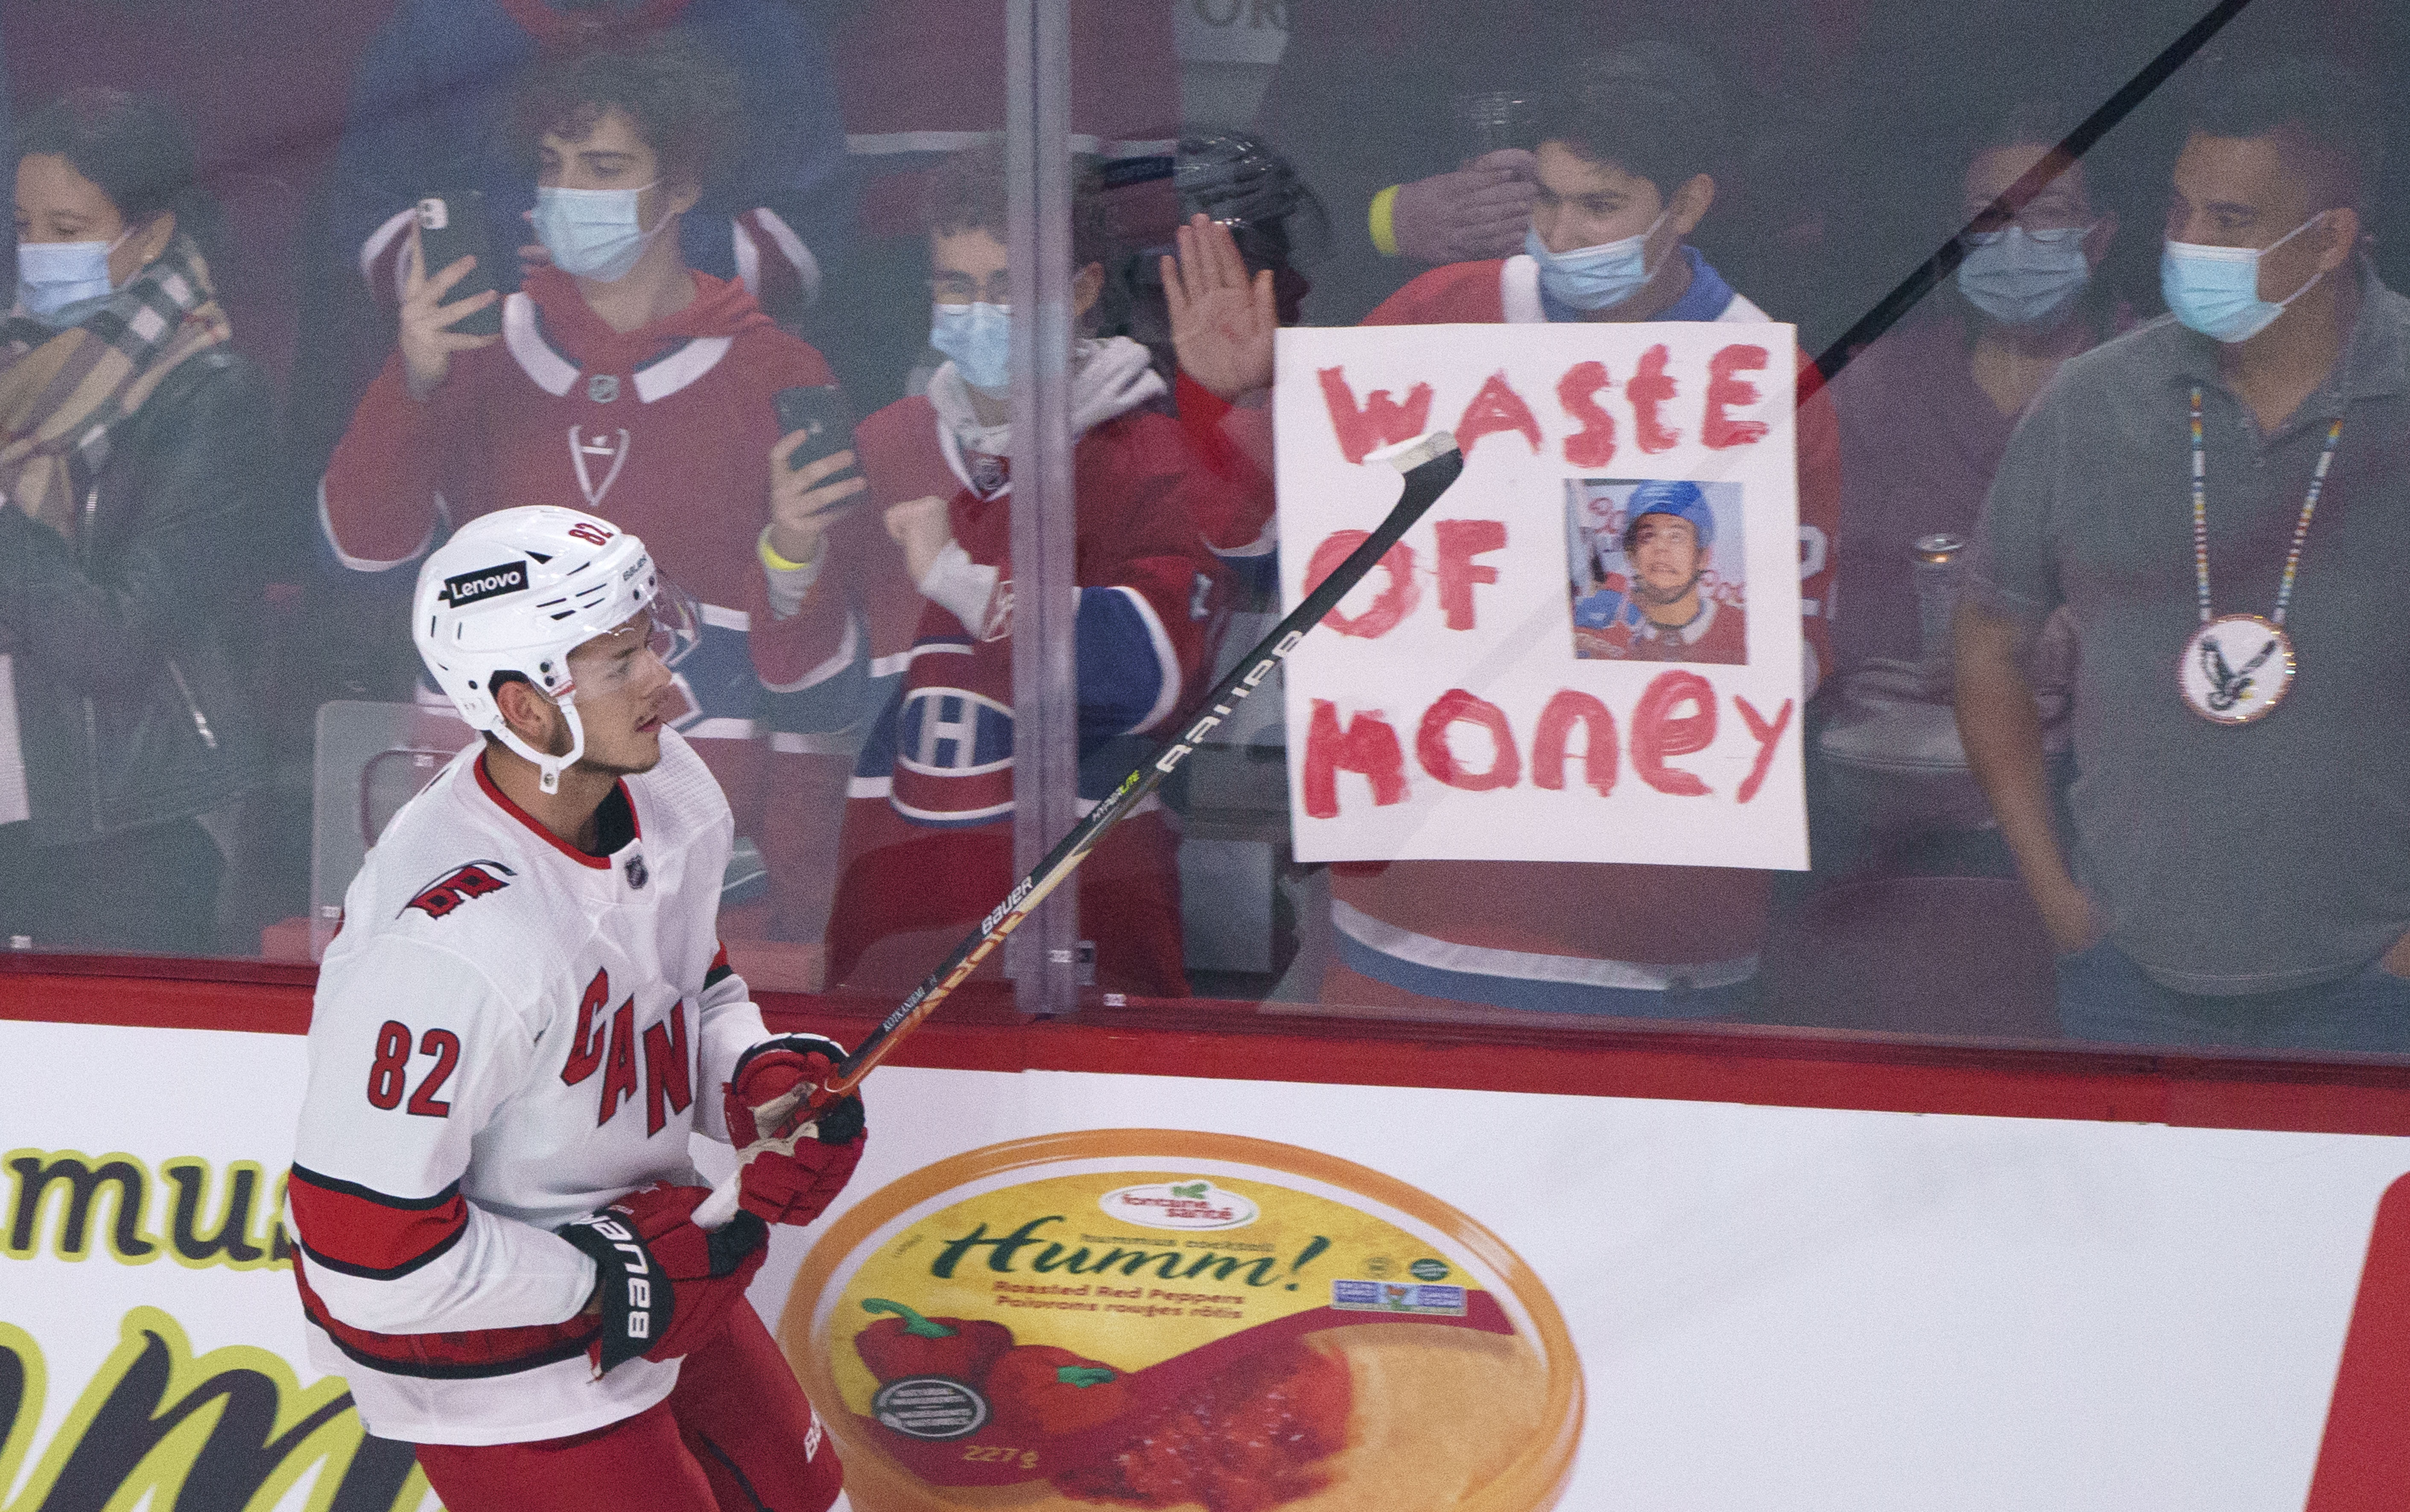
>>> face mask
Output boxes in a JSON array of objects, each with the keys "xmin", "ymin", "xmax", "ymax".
[
  {"xmin": 17, "ymin": 228, "xmax": 134, "ymax": 327},
  {"xmin": 532, "ymin": 182, "xmax": 669, "ymax": 283},
  {"xmin": 1957, "ymin": 225, "xmax": 2092, "ymax": 326},
  {"xmin": 2162, "ymin": 212, "xmax": 2328, "ymax": 344},
  {"xmin": 931, "ymin": 301, "xmax": 1013, "ymax": 391},
  {"xmin": 1524, "ymin": 212, "xmax": 1668, "ymax": 312}
]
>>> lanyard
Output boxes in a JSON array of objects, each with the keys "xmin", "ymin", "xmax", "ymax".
[{"xmin": 2188, "ymin": 385, "xmax": 2345, "ymax": 628}]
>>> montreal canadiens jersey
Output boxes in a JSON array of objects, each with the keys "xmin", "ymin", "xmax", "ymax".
[{"xmin": 288, "ymin": 728, "xmax": 767, "ymax": 1445}]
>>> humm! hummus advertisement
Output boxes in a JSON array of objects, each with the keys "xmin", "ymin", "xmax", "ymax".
[{"xmin": 779, "ymin": 1131, "xmax": 1582, "ymax": 1512}]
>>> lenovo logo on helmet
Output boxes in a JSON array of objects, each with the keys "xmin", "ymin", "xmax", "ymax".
[{"xmin": 441, "ymin": 561, "xmax": 530, "ymax": 607}]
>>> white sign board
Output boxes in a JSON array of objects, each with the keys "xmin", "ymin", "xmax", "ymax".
[{"xmin": 1274, "ymin": 322, "xmax": 1808, "ymax": 867}]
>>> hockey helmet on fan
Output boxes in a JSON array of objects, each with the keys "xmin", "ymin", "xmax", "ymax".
[
  {"xmin": 1176, "ymin": 131, "xmax": 1332, "ymax": 268},
  {"xmin": 1619, "ymin": 479, "xmax": 1715, "ymax": 552},
  {"xmin": 414, "ymin": 506, "xmax": 662, "ymax": 795}
]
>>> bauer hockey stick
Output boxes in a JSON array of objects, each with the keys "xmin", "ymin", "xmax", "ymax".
[{"xmin": 695, "ymin": 429, "xmax": 1464, "ymax": 1228}]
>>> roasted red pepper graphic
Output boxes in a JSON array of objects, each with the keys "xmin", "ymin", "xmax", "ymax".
[
  {"xmin": 853, "ymin": 1298, "xmax": 1016, "ymax": 1385},
  {"xmin": 1055, "ymin": 1340, "xmax": 1352, "ymax": 1512},
  {"xmin": 984, "ymin": 1344, "xmax": 1131, "ymax": 1439}
]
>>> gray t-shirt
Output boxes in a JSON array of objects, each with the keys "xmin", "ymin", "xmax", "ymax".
[{"xmin": 1972, "ymin": 271, "xmax": 2410, "ymax": 994}]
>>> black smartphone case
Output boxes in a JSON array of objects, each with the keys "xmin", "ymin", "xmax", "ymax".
[{"xmin": 415, "ymin": 192, "xmax": 502, "ymax": 338}]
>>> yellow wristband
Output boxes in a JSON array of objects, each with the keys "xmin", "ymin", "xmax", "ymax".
[
  {"xmin": 1369, "ymin": 184, "xmax": 1402, "ymax": 258},
  {"xmin": 758, "ymin": 527, "xmax": 818, "ymax": 574}
]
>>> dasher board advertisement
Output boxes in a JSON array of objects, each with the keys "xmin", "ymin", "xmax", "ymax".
[
  {"xmin": 1272, "ymin": 321, "xmax": 1810, "ymax": 868},
  {"xmin": 9, "ymin": 1016, "xmax": 2410, "ymax": 1510}
]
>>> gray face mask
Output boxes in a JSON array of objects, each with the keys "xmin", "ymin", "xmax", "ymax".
[{"xmin": 1956, "ymin": 225, "xmax": 2093, "ymax": 327}]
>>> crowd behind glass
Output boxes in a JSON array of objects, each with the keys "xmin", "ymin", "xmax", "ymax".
[{"xmin": 6, "ymin": 0, "xmax": 2410, "ymax": 1055}]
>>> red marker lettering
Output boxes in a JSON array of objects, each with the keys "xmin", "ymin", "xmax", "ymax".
[
  {"xmin": 1434, "ymin": 519, "xmax": 1507, "ymax": 630},
  {"xmin": 1315, "ymin": 365, "xmax": 1435, "ymax": 465},
  {"xmin": 1531, "ymin": 689, "xmax": 1618, "ymax": 797},
  {"xmin": 1631, "ymin": 670, "xmax": 1717, "ymax": 796},
  {"xmin": 1415, "ymin": 689, "xmax": 1520, "ymax": 792},
  {"xmin": 1557, "ymin": 360, "xmax": 1618, "ymax": 468},
  {"xmin": 1302, "ymin": 700, "xmax": 1409, "ymax": 818}
]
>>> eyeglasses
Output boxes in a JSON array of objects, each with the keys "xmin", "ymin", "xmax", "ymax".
[
  {"xmin": 1961, "ymin": 211, "xmax": 2097, "ymax": 244},
  {"xmin": 929, "ymin": 273, "xmax": 1014, "ymax": 306}
]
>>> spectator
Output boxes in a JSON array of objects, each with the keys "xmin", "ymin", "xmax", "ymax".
[
  {"xmin": 319, "ymin": 38, "xmax": 861, "ymax": 952},
  {"xmin": 331, "ymin": 0, "xmax": 843, "ymax": 326},
  {"xmin": 1250, "ymin": 0, "xmax": 1826, "ymax": 326},
  {"xmin": 289, "ymin": 0, "xmax": 847, "ymax": 495},
  {"xmin": 757, "ymin": 142, "xmax": 1254, "ymax": 998},
  {"xmin": 1814, "ymin": 105, "xmax": 2120, "ymax": 866},
  {"xmin": 811, "ymin": 0, "xmax": 1178, "ymax": 406},
  {"xmin": 0, "ymin": 89, "xmax": 270, "ymax": 952},
  {"xmin": 1958, "ymin": 56, "xmax": 2410, "ymax": 1051},
  {"xmin": 1834, "ymin": 105, "xmax": 2120, "ymax": 674},
  {"xmin": 1320, "ymin": 42, "xmax": 1843, "ymax": 1019}
]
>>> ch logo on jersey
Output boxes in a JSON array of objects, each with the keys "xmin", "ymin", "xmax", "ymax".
[
  {"xmin": 890, "ymin": 685, "xmax": 1015, "ymax": 825},
  {"xmin": 402, "ymin": 860, "xmax": 516, "ymax": 919},
  {"xmin": 570, "ymin": 426, "xmax": 631, "ymax": 510}
]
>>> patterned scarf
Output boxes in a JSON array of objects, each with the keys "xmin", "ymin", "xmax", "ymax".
[{"xmin": 0, "ymin": 235, "xmax": 232, "ymax": 543}]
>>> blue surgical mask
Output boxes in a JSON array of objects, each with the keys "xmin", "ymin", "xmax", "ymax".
[
  {"xmin": 2162, "ymin": 212, "xmax": 2328, "ymax": 344},
  {"xmin": 17, "ymin": 229, "xmax": 132, "ymax": 327},
  {"xmin": 531, "ymin": 182, "xmax": 668, "ymax": 283},
  {"xmin": 1957, "ymin": 225, "xmax": 2092, "ymax": 326},
  {"xmin": 1524, "ymin": 212, "xmax": 1668, "ymax": 312},
  {"xmin": 931, "ymin": 301, "xmax": 1013, "ymax": 391}
]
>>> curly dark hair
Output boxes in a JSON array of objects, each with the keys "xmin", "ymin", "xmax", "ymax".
[{"xmin": 513, "ymin": 34, "xmax": 741, "ymax": 192}]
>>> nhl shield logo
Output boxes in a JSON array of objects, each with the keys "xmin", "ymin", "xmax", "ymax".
[
  {"xmin": 624, "ymin": 853, "xmax": 648, "ymax": 890},
  {"xmin": 588, "ymin": 373, "xmax": 621, "ymax": 403}
]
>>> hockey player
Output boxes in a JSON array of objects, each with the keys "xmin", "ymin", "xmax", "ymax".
[
  {"xmin": 289, "ymin": 507, "xmax": 864, "ymax": 1512},
  {"xmin": 1324, "ymin": 43, "xmax": 1841, "ymax": 1019},
  {"xmin": 321, "ymin": 37, "xmax": 863, "ymax": 950},
  {"xmin": 752, "ymin": 143, "xmax": 1251, "ymax": 997},
  {"xmin": 1591, "ymin": 482, "xmax": 1746, "ymax": 666}
]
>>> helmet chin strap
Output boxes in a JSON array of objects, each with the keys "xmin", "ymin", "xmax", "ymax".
[{"xmin": 493, "ymin": 691, "xmax": 587, "ymax": 795}]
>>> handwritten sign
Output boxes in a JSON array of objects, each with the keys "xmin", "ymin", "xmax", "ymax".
[{"xmin": 1273, "ymin": 321, "xmax": 1808, "ymax": 868}]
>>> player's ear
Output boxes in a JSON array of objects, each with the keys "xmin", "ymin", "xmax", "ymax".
[{"xmin": 495, "ymin": 677, "xmax": 558, "ymax": 744}]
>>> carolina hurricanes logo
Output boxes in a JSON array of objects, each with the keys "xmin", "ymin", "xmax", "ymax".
[{"xmin": 403, "ymin": 860, "xmax": 517, "ymax": 919}]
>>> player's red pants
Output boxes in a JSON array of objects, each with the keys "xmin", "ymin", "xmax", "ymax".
[{"xmin": 413, "ymin": 1305, "xmax": 841, "ymax": 1512}]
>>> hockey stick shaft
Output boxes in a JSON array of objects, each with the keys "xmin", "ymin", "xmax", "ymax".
[
  {"xmin": 821, "ymin": 432, "xmax": 1464, "ymax": 1095},
  {"xmin": 695, "ymin": 433, "xmax": 1464, "ymax": 1228}
]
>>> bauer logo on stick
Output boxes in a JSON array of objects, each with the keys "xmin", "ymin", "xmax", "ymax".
[{"xmin": 439, "ymin": 560, "xmax": 530, "ymax": 607}]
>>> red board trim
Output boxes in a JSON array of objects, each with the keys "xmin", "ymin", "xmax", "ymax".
[{"xmin": 7, "ymin": 960, "xmax": 2410, "ymax": 1136}]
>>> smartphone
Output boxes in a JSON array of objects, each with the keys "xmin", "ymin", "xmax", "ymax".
[
  {"xmin": 415, "ymin": 191, "xmax": 502, "ymax": 337},
  {"xmin": 774, "ymin": 385, "xmax": 860, "ymax": 490}
]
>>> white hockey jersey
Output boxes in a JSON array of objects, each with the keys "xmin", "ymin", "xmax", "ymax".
[{"xmin": 289, "ymin": 728, "xmax": 768, "ymax": 1445}]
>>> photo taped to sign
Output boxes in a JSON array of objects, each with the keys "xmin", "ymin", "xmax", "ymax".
[{"xmin": 1566, "ymin": 479, "xmax": 1747, "ymax": 666}]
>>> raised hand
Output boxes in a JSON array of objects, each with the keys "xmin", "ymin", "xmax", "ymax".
[
  {"xmin": 1389, "ymin": 148, "xmax": 1539, "ymax": 265},
  {"xmin": 1163, "ymin": 212, "xmax": 1277, "ymax": 402},
  {"xmin": 398, "ymin": 228, "xmax": 501, "ymax": 401}
]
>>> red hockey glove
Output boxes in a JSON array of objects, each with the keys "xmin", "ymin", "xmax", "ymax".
[
  {"xmin": 556, "ymin": 1182, "xmax": 768, "ymax": 1375},
  {"xmin": 723, "ymin": 1035, "xmax": 868, "ymax": 1227}
]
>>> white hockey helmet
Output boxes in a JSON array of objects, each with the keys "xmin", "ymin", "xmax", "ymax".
[{"xmin": 414, "ymin": 506, "xmax": 660, "ymax": 794}]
